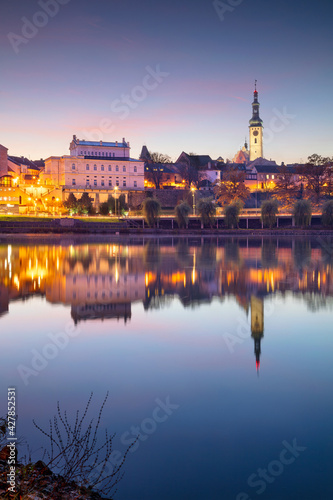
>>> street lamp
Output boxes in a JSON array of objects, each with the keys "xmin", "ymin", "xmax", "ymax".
[
  {"xmin": 191, "ymin": 186, "xmax": 196, "ymax": 215},
  {"xmin": 114, "ymin": 185, "xmax": 118, "ymax": 216}
]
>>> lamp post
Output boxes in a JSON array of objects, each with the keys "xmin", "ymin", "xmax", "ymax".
[
  {"xmin": 191, "ymin": 186, "xmax": 196, "ymax": 216},
  {"xmin": 114, "ymin": 185, "xmax": 118, "ymax": 216}
]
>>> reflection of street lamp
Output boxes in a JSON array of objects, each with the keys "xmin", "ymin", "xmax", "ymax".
[
  {"xmin": 114, "ymin": 186, "xmax": 118, "ymax": 216},
  {"xmin": 191, "ymin": 186, "xmax": 196, "ymax": 215}
]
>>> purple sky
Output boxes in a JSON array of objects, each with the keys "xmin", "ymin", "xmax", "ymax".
[{"xmin": 0, "ymin": 0, "xmax": 332, "ymax": 163}]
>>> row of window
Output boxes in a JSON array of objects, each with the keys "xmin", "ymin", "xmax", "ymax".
[
  {"xmin": 80, "ymin": 151, "xmax": 117, "ymax": 157},
  {"xmin": 73, "ymin": 275, "xmax": 138, "ymax": 284},
  {"xmin": 72, "ymin": 290, "xmax": 139, "ymax": 299},
  {"xmin": 71, "ymin": 177, "xmax": 138, "ymax": 188},
  {"xmin": 72, "ymin": 164, "xmax": 137, "ymax": 173}
]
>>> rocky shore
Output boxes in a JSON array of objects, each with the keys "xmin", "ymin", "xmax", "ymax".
[{"xmin": 0, "ymin": 456, "xmax": 111, "ymax": 500}]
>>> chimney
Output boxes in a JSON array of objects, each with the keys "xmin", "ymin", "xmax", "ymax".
[
  {"xmin": 0, "ymin": 144, "xmax": 8, "ymax": 177},
  {"xmin": 100, "ymin": 140, "xmax": 103, "ymax": 146},
  {"xmin": 73, "ymin": 135, "xmax": 77, "ymax": 141},
  {"xmin": 116, "ymin": 141, "xmax": 118, "ymax": 146}
]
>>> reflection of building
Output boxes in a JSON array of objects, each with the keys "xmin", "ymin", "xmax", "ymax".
[
  {"xmin": 0, "ymin": 238, "xmax": 332, "ymax": 326},
  {"xmin": 251, "ymin": 296, "xmax": 264, "ymax": 373},
  {"xmin": 71, "ymin": 303, "xmax": 131, "ymax": 324},
  {"xmin": 0, "ymin": 284, "xmax": 9, "ymax": 317}
]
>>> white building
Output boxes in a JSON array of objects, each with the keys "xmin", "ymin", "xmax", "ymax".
[{"xmin": 41, "ymin": 136, "xmax": 144, "ymax": 204}]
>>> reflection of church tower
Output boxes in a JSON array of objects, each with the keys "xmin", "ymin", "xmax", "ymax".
[
  {"xmin": 249, "ymin": 81, "xmax": 263, "ymax": 161},
  {"xmin": 251, "ymin": 296, "xmax": 264, "ymax": 374}
]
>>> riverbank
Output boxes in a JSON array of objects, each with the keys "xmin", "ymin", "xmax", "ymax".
[{"xmin": 0, "ymin": 215, "xmax": 332, "ymax": 237}]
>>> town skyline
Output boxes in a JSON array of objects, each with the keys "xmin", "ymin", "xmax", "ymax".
[{"xmin": 1, "ymin": 0, "xmax": 332, "ymax": 164}]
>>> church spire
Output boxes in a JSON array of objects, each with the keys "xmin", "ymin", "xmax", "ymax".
[
  {"xmin": 249, "ymin": 81, "xmax": 263, "ymax": 161},
  {"xmin": 250, "ymin": 81, "xmax": 262, "ymax": 126}
]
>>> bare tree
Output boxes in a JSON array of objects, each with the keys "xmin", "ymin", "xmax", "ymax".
[
  {"xmin": 32, "ymin": 393, "xmax": 136, "ymax": 497},
  {"xmin": 274, "ymin": 165, "xmax": 298, "ymax": 210},
  {"xmin": 297, "ymin": 154, "xmax": 330, "ymax": 204},
  {"xmin": 214, "ymin": 166, "xmax": 250, "ymax": 206},
  {"xmin": 145, "ymin": 152, "xmax": 172, "ymax": 189}
]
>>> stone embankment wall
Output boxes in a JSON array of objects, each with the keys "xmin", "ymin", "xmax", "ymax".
[{"xmin": 128, "ymin": 189, "xmax": 212, "ymax": 209}]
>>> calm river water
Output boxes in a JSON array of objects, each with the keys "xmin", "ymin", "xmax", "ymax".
[{"xmin": 1, "ymin": 235, "xmax": 333, "ymax": 500}]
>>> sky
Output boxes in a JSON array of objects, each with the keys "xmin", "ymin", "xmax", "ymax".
[{"xmin": 0, "ymin": 0, "xmax": 332, "ymax": 164}]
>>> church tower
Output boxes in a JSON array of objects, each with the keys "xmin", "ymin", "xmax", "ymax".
[{"xmin": 249, "ymin": 81, "xmax": 263, "ymax": 161}]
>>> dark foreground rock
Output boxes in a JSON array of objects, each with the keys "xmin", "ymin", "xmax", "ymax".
[{"xmin": 0, "ymin": 457, "xmax": 111, "ymax": 500}]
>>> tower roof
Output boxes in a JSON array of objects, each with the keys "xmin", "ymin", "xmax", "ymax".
[{"xmin": 249, "ymin": 81, "xmax": 263, "ymax": 127}]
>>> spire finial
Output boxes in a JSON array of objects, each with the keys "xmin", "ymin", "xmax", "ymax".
[{"xmin": 255, "ymin": 79, "xmax": 257, "ymax": 91}]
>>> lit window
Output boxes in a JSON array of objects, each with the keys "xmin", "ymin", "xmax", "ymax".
[{"xmin": 272, "ymin": 175, "xmax": 275, "ymax": 180}]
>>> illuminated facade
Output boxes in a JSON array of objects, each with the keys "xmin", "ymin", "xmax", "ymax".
[{"xmin": 41, "ymin": 136, "xmax": 144, "ymax": 204}]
